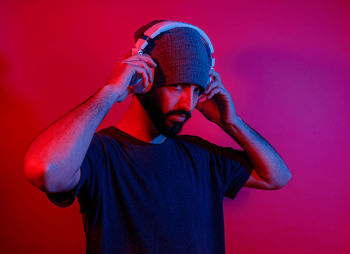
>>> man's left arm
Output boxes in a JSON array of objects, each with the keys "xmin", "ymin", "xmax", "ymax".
[
  {"xmin": 221, "ymin": 116, "xmax": 291, "ymax": 189},
  {"xmin": 196, "ymin": 69, "xmax": 292, "ymax": 190}
]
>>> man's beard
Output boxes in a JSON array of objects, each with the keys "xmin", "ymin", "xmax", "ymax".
[{"xmin": 140, "ymin": 94, "xmax": 191, "ymax": 138}]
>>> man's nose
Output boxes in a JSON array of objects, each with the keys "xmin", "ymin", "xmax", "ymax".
[{"xmin": 178, "ymin": 87, "xmax": 196, "ymax": 111}]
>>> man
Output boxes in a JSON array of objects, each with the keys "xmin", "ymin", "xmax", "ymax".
[{"xmin": 24, "ymin": 20, "xmax": 291, "ymax": 254}]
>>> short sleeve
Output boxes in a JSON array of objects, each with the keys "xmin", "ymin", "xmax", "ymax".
[
  {"xmin": 222, "ymin": 149, "xmax": 253, "ymax": 199},
  {"xmin": 196, "ymin": 137, "xmax": 253, "ymax": 199},
  {"xmin": 178, "ymin": 135, "xmax": 253, "ymax": 200},
  {"xmin": 202, "ymin": 142, "xmax": 253, "ymax": 199},
  {"xmin": 46, "ymin": 134, "xmax": 104, "ymax": 207}
]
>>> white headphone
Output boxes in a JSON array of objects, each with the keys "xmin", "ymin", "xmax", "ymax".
[{"xmin": 132, "ymin": 20, "xmax": 215, "ymax": 69}]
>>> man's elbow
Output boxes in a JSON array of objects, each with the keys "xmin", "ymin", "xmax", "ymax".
[
  {"xmin": 24, "ymin": 157, "xmax": 70, "ymax": 193},
  {"xmin": 24, "ymin": 156, "xmax": 48, "ymax": 192},
  {"xmin": 272, "ymin": 170, "xmax": 292, "ymax": 190}
]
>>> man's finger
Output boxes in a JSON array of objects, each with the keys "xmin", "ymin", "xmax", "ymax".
[
  {"xmin": 123, "ymin": 53, "xmax": 157, "ymax": 68},
  {"xmin": 209, "ymin": 69, "xmax": 221, "ymax": 81},
  {"xmin": 132, "ymin": 60, "xmax": 154, "ymax": 84},
  {"xmin": 136, "ymin": 54, "xmax": 158, "ymax": 68},
  {"xmin": 130, "ymin": 64, "xmax": 149, "ymax": 88},
  {"xmin": 207, "ymin": 86, "xmax": 223, "ymax": 99},
  {"xmin": 204, "ymin": 81, "xmax": 220, "ymax": 96}
]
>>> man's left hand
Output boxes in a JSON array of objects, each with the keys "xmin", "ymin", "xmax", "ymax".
[{"xmin": 196, "ymin": 69, "xmax": 238, "ymax": 127}]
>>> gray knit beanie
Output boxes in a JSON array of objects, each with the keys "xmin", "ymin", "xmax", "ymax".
[{"xmin": 134, "ymin": 20, "xmax": 212, "ymax": 91}]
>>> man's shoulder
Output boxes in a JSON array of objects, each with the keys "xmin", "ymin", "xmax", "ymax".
[
  {"xmin": 96, "ymin": 127, "xmax": 115, "ymax": 137},
  {"xmin": 176, "ymin": 134, "xmax": 217, "ymax": 152},
  {"xmin": 177, "ymin": 134, "xmax": 208, "ymax": 144},
  {"xmin": 87, "ymin": 127, "xmax": 125, "ymax": 149},
  {"xmin": 177, "ymin": 134, "xmax": 245, "ymax": 159},
  {"xmin": 95, "ymin": 127, "xmax": 125, "ymax": 142}
]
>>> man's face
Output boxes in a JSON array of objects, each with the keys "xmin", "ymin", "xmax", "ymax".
[{"xmin": 141, "ymin": 83, "xmax": 204, "ymax": 137}]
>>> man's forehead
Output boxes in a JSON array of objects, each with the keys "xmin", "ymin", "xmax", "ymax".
[{"xmin": 167, "ymin": 83, "xmax": 202, "ymax": 88}]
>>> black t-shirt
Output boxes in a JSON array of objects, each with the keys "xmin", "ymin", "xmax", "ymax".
[{"xmin": 47, "ymin": 127, "xmax": 252, "ymax": 254}]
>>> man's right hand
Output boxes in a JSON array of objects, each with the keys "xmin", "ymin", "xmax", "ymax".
[
  {"xmin": 24, "ymin": 51, "xmax": 157, "ymax": 193},
  {"xmin": 106, "ymin": 51, "xmax": 157, "ymax": 103}
]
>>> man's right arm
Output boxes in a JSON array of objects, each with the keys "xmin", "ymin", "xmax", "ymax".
[{"xmin": 24, "ymin": 53, "xmax": 157, "ymax": 193}]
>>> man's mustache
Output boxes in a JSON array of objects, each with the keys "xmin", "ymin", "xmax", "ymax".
[{"xmin": 164, "ymin": 110, "xmax": 191, "ymax": 121}]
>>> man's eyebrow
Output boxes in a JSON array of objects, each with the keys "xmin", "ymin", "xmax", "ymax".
[
  {"xmin": 169, "ymin": 83, "xmax": 204, "ymax": 93},
  {"xmin": 182, "ymin": 83, "xmax": 201, "ymax": 88}
]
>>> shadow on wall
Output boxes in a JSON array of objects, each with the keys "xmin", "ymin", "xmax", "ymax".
[
  {"xmin": 226, "ymin": 47, "xmax": 350, "ymax": 151},
  {"xmin": 223, "ymin": 47, "xmax": 350, "ymax": 206}
]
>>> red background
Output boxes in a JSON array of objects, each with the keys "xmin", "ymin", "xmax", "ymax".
[{"xmin": 1, "ymin": 0, "xmax": 349, "ymax": 253}]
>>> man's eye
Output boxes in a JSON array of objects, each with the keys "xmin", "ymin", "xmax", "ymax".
[
  {"xmin": 171, "ymin": 84, "xmax": 181, "ymax": 89},
  {"xmin": 195, "ymin": 88, "xmax": 203, "ymax": 95}
]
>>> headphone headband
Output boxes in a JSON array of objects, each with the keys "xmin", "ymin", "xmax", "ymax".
[{"xmin": 132, "ymin": 20, "xmax": 215, "ymax": 68}]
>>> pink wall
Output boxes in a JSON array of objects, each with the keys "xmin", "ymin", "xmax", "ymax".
[{"xmin": 1, "ymin": 0, "xmax": 349, "ymax": 253}]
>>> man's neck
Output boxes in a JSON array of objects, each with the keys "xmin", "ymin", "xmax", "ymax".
[{"xmin": 115, "ymin": 97, "xmax": 167, "ymax": 144}]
